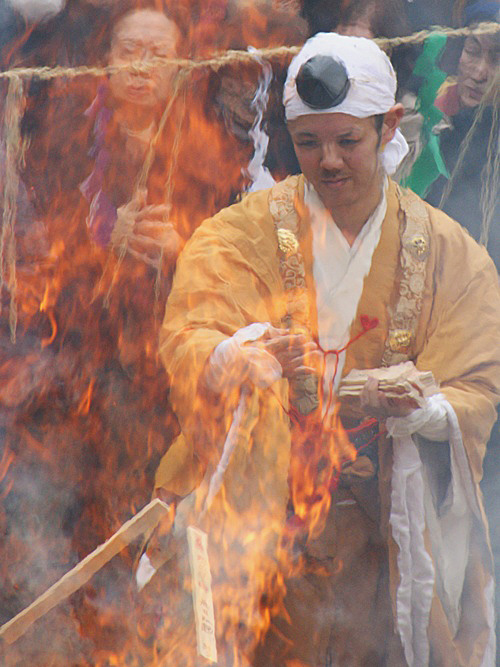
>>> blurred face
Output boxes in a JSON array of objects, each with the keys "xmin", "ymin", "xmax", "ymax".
[
  {"xmin": 457, "ymin": 34, "xmax": 499, "ymax": 109},
  {"xmin": 109, "ymin": 10, "xmax": 180, "ymax": 109},
  {"xmin": 288, "ymin": 112, "xmax": 386, "ymax": 215},
  {"xmin": 335, "ymin": 3, "xmax": 375, "ymax": 38},
  {"xmin": 215, "ymin": 73, "xmax": 257, "ymax": 140},
  {"xmin": 335, "ymin": 21, "xmax": 374, "ymax": 38}
]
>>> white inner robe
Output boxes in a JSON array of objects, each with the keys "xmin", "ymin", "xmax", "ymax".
[{"xmin": 305, "ymin": 178, "xmax": 387, "ymax": 395}]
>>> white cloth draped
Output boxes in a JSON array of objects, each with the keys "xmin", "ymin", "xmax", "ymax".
[
  {"xmin": 388, "ymin": 397, "xmax": 495, "ymax": 666},
  {"xmin": 306, "ymin": 178, "xmax": 387, "ymax": 396}
]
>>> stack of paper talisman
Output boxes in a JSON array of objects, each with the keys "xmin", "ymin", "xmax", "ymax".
[{"xmin": 338, "ymin": 362, "xmax": 439, "ymax": 410}]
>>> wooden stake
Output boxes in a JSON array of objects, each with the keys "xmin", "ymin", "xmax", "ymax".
[{"xmin": 0, "ymin": 498, "xmax": 170, "ymax": 645}]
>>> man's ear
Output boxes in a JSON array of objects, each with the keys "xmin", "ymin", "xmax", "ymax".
[{"xmin": 381, "ymin": 103, "xmax": 404, "ymax": 146}]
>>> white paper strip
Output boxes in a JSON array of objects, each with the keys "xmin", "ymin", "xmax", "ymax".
[{"xmin": 187, "ymin": 525, "xmax": 217, "ymax": 664}]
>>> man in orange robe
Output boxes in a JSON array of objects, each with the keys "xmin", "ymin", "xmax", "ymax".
[{"xmin": 150, "ymin": 34, "xmax": 500, "ymax": 667}]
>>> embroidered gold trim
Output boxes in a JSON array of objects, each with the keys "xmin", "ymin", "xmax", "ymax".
[
  {"xmin": 382, "ymin": 186, "xmax": 431, "ymax": 366},
  {"xmin": 277, "ymin": 228, "xmax": 299, "ymax": 256},
  {"xmin": 269, "ymin": 178, "xmax": 319, "ymax": 415},
  {"xmin": 410, "ymin": 234, "xmax": 429, "ymax": 259},
  {"xmin": 389, "ymin": 329, "xmax": 412, "ymax": 353}
]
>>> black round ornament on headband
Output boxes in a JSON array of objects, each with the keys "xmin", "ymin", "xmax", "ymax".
[{"xmin": 296, "ymin": 55, "xmax": 350, "ymax": 109}]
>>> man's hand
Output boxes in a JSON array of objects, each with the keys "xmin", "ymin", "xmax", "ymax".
[
  {"xmin": 359, "ymin": 376, "xmax": 417, "ymax": 419},
  {"xmin": 128, "ymin": 205, "xmax": 181, "ymax": 267},
  {"xmin": 254, "ymin": 326, "xmax": 322, "ymax": 379},
  {"xmin": 204, "ymin": 324, "xmax": 321, "ymax": 393},
  {"xmin": 113, "ymin": 193, "xmax": 181, "ymax": 269}
]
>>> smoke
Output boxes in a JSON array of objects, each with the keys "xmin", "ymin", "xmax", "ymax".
[
  {"xmin": 244, "ymin": 47, "xmax": 276, "ymax": 193},
  {"xmin": 0, "ymin": 456, "xmax": 89, "ymax": 665},
  {"xmin": 7, "ymin": 0, "xmax": 66, "ymax": 22}
]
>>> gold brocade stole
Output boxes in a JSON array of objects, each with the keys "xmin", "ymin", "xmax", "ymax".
[
  {"xmin": 381, "ymin": 184, "xmax": 431, "ymax": 366},
  {"xmin": 269, "ymin": 179, "xmax": 431, "ymax": 414},
  {"xmin": 269, "ymin": 178, "xmax": 319, "ymax": 415}
]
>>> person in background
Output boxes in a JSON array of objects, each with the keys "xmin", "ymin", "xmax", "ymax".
[
  {"xmin": 209, "ymin": 0, "xmax": 309, "ymax": 182},
  {"xmin": 334, "ymin": 0, "xmax": 416, "ymax": 94},
  {"xmin": 403, "ymin": 0, "xmax": 456, "ymax": 30},
  {"xmin": 335, "ymin": 0, "xmax": 409, "ymax": 38},
  {"xmin": 301, "ymin": 0, "xmax": 412, "ymax": 36},
  {"xmin": 424, "ymin": 1, "xmax": 499, "ymax": 268},
  {"xmin": 80, "ymin": 5, "xmax": 182, "ymax": 266}
]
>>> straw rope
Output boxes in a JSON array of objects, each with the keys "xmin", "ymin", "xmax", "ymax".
[
  {"xmin": 135, "ymin": 70, "xmax": 188, "ymax": 195},
  {"xmin": 155, "ymin": 76, "xmax": 187, "ymax": 301},
  {"xmin": 1, "ymin": 20, "xmax": 498, "ymax": 331},
  {"xmin": 0, "ymin": 22, "xmax": 498, "ymax": 83}
]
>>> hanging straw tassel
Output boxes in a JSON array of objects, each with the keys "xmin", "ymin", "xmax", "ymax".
[
  {"xmin": 101, "ymin": 70, "xmax": 187, "ymax": 307},
  {"xmin": 1, "ymin": 75, "xmax": 25, "ymax": 342},
  {"xmin": 479, "ymin": 72, "xmax": 500, "ymax": 248}
]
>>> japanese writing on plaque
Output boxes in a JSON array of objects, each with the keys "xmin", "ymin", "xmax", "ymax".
[{"xmin": 187, "ymin": 525, "xmax": 217, "ymax": 663}]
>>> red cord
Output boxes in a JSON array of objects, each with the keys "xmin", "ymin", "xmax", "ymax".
[{"xmin": 271, "ymin": 315, "xmax": 382, "ymax": 494}]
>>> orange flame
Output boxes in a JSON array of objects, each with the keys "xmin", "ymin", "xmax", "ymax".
[{"xmin": 0, "ymin": 3, "xmax": 353, "ymax": 666}]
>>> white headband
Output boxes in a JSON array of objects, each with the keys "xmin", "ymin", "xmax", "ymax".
[{"xmin": 284, "ymin": 33, "xmax": 408, "ymax": 174}]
